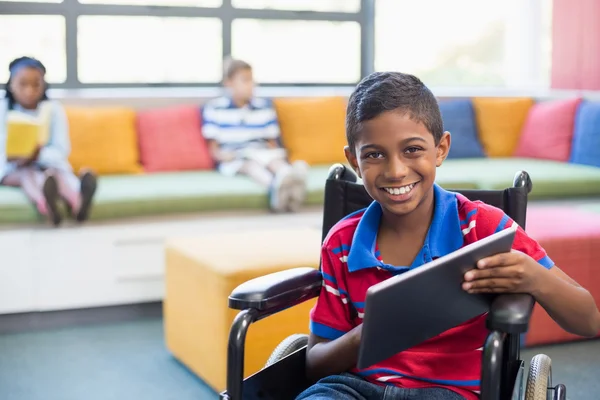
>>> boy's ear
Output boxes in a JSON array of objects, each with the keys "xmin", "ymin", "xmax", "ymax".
[
  {"xmin": 436, "ymin": 132, "xmax": 451, "ymax": 167},
  {"xmin": 344, "ymin": 146, "xmax": 361, "ymax": 178}
]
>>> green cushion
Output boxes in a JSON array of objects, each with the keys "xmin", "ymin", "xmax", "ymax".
[
  {"xmin": 438, "ymin": 158, "xmax": 600, "ymax": 199},
  {"xmin": 3, "ymin": 159, "xmax": 597, "ymax": 225}
]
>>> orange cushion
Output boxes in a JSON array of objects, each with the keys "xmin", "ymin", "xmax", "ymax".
[
  {"xmin": 66, "ymin": 107, "xmax": 142, "ymax": 175},
  {"xmin": 472, "ymin": 98, "xmax": 534, "ymax": 157},
  {"xmin": 274, "ymin": 97, "xmax": 347, "ymax": 165},
  {"xmin": 136, "ymin": 106, "xmax": 214, "ymax": 173}
]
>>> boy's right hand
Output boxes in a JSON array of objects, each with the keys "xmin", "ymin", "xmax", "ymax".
[{"xmin": 216, "ymin": 150, "xmax": 236, "ymax": 162}]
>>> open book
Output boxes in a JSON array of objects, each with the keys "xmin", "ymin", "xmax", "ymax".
[{"xmin": 5, "ymin": 102, "xmax": 52, "ymax": 158}]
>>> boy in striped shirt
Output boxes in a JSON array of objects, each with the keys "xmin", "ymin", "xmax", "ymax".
[
  {"xmin": 297, "ymin": 72, "xmax": 600, "ymax": 399},
  {"xmin": 202, "ymin": 58, "xmax": 307, "ymax": 213}
]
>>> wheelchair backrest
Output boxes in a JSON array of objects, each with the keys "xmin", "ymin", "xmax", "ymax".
[{"xmin": 321, "ymin": 165, "xmax": 529, "ymax": 243}]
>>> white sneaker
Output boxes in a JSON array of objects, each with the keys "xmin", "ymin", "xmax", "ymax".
[
  {"xmin": 269, "ymin": 166, "xmax": 295, "ymax": 213},
  {"xmin": 286, "ymin": 161, "xmax": 309, "ymax": 212}
]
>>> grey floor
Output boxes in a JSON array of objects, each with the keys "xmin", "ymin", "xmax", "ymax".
[{"xmin": 0, "ymin": 317, "xmax": 597, "ymax": 400}]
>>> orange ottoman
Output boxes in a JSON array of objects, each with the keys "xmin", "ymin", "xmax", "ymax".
[
  {"xmin": 164, "ymin": 228, "xmax": 321, "ymax": 392},
  {"xmin": 524, "ymin": 206, "xmax": 600, "ymax": 346}
]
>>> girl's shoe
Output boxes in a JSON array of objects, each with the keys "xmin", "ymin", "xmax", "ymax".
[
  {"xmin": 76, "ymin": 171, "xmax": 97, "ymax": 222},
  {"xmin": 42, "ymin": 174, "xmax": 62, "ymax": 227}
]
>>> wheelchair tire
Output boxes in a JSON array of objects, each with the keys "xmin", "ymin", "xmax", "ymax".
[
  {"xmin": 264, "ymin": 334, "xmax": 309, "ymax": 368},
  {"xmin": 525, "ymin": 354, "xmax": 552, "ymax": 400}
]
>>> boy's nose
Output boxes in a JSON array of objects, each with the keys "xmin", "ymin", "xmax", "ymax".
[{"xmin": 384, "ymin": 157, "xmax": 409, "ymax": 180}]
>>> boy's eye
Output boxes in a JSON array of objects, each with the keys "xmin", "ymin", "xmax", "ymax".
[
  {"xmin": 405, "ymin": 147, "xmax": 423, "ymax": 154},
  {"xmin": 365, "ymin": 152, "xmax": 384, "ymax": 159}
]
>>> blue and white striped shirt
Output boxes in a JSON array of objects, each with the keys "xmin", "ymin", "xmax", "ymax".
[{"xmin": 201, "ymin": 97, "xmax": 281, "ymax": 152}]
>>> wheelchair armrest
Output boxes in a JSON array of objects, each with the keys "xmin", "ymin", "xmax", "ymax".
[
  {"xmin": 228, "ymin": 267, "xmax": 322, "ymax": 315},
  {"xmin": 486, "ymin": 293, "xmax": 535, "ymax": 334}
]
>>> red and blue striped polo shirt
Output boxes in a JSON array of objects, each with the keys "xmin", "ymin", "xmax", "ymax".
[{"xmin": 309, "ymin": 184, "xmax": 554, "ymax": 400}]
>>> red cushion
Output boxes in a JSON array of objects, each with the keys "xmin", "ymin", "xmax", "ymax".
[
  {"xmin": 136, "ymin": 106, "xmax": 214, "ymax": 172},
  {"xmin": 514, "ymin": 98, "xmax": 582, "ymax": 161}
]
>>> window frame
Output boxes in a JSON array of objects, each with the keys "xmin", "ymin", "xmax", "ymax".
[{"xmin": 0, "ymin": 0, "xmax": 374, "ymax": 88}]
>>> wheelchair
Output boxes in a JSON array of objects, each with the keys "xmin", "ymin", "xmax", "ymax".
[{"xmin": 220, "ymin": 164, "xmax": 567, "ymax": 400}]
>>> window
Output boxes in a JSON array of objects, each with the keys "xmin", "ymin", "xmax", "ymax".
[
  {"xmin": 78, "ymin": 0, "xmax": 221, "ymax": 6},
  {"xmin": 375, "ymin": 0, "xmax": 552, "ymax": 88},
  {"xmin": 77, "ymin": 16, "xmax": 222, "ymax": 83},
  {"xmin": 0, "ymin": 15, "xmax": 66, "ymax": 84},
  {"xmin": 231, "ymin": 19, "xmax": 361, "ymax": 84},
  {"xmin": 231, "ymin": 0, "xmax": 360, "ymax": 13}
]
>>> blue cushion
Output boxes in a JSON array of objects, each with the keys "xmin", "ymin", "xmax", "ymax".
[
  {"xmin": 439, "ymin": 99, "xmax": 486, "ymax": 159},
  {"xmin": 571, "ymin": 100, "xmax": 600, "ymax": 168}
]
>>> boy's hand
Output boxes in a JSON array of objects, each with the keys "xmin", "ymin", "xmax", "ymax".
[
  {"xmin": 217, "ymin": 150, "xmax": 236, "ymax": 162},
  {"xmin": 462, "ymin": 249, "xmax": 545, "ymax": 295}
]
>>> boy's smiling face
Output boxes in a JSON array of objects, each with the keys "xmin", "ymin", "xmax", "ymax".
[{"xmin": 345, "ymin": 111, "xmax": 450, "ymax": 217}]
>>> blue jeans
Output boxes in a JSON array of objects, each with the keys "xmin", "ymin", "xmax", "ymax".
[{"xmin": 296, "ymin": 373, "xmax": 466, "ymax": 400}]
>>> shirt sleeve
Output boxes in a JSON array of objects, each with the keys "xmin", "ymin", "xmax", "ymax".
[
  {"xmin": 309, "ymin": 242, "xmax": 355, "ymax": 341},
  {"xmin": 200, "ymin": 105, "xmax": 220, "ymax": 140},
  {"xmin": 38, "ymin": 101, "xmax": 71, "ymax": 165},
  {"xmin": 475, "ymin": 202, "xmax": 554, "ymax": 269}
]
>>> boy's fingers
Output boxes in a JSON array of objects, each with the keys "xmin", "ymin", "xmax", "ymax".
[
  {"xmin": 463, "ymin": 278, "xmax": 514, "ymax": 292},
  {"xmin": 477, "ymin": 252, "xmax": 519, "ymax": 269},
  {"xmin": 464, "ymin": 266, "xmax": 517, "ymax": 281}
]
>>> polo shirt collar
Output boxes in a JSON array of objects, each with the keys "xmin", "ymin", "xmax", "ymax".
[{"xmin": 346, "ymin": 184, "xmax": 463, "ymax": 273}]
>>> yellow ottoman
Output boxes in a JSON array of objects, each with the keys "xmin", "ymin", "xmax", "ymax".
[{"xmin": 164, "ymin": 227, "xmax": 321, "ymax": 392}]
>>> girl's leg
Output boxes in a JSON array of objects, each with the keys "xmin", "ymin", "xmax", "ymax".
[
  {"xmin": 1, "ymin": 168, "xmax": 61, "ymax": 225},
  {"xmin": 50, "ymin": 168, "xmax": 97, "ymax": 222}
]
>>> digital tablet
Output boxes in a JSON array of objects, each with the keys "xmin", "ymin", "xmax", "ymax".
[{"xmin": 357, "ymin": 226, "xmax": 517, "ymax": 370}]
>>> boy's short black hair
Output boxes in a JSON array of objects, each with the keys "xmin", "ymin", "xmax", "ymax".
[
  {"xmin": 223, "ymin": 56, "xmax": 252, "ymax": 81},
  {"xmin": 346, "ymin": 72, "xmax": 443, "ymax": 152}
]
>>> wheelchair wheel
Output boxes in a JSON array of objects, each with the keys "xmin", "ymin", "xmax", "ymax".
[
  {"xmin": 525, "ymin": 354, "xmax": 552, "ymax": 400},
  {"xmin": 264, "ymin": 333, "xmax": 309, "ymax": 368}
]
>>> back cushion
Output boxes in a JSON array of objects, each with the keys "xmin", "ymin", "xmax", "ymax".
[
  {"xmin": 136, "ymin": 106, "xmax": 214, "ymax": 173},
  {"xmin": 66, "ymin": 107, "xmax": 142, "ymax": 175},
  {"xmin": 274, "ymin": 97, "xmax": 347, "ymax": 165},
  {"xmin": 514, "ymin": 98, "xmax": 581, "ymax": 162},
  {"xmin": 438, "ymin": 99, "xmax": 485, "ymax": 159},
  {"xmin": 472, "ymin": 97, "xmax": 534, "ymax": 157},
  {"xmin": 570, "ymin": 100, "xmax": 600, "ymax": 167}
]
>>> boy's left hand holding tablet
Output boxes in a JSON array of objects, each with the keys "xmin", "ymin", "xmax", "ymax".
[{"xmin": 462, "ymin": 249, "xmax": 544, "ymax": 295}]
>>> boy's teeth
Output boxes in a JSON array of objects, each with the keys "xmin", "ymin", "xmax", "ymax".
[{"xmin": 385, "ymin": 183, "xmax": 415, "ymax": 195}]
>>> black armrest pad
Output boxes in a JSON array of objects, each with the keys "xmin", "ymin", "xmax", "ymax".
[
  {"xmin": 229, "ymin": 267, "xmax": 322, "ymax": 314},
  {"xmin": 486, "ymin": 293, "xmax": 535, "ymax": 333}
]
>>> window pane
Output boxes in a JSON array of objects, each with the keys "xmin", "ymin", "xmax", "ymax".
[
  {"xmin": 77, "ymin": 16, "xmax": 222, "ymax": 83},
  {"xmin": 232, "ymin": 0, "xmax": 360, "ymax": 13},
  {"xmin": 0, "ymin": 15, "xmax": 66, "ymax": 84},
  {"xmin": 78, "ymin": 0, "xmax": 221, "ymax": 6},
  {"xmin": 375, "ymin": 0, "xmax": 513, "ymax": 87},
  {"xmin": 232, "ymin": 19, "xmax": 360, "ymax": 84}
]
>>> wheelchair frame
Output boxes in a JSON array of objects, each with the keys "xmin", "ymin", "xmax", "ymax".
[{"xmin": 220, "ymin": 164, "xmax": 548, "ymax": 400}]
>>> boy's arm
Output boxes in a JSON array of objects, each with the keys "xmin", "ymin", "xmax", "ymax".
[
  {"xmin": 306, "ymin": 325, "xmax": 362, "ymax": 382},
  {"xmin": 463, "ymin": 205, "xmax": 600, "ymax": 337},
  {"xmin": 306, "ymin": 245, "xmax": 360, "ymax": 381}
]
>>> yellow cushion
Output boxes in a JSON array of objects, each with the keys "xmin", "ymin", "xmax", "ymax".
[
  {"xmin": 274, "ymin": 97, "xmax": 348, "ymax": 165},
  {"xmin": 472, "ymin": 98, "xmax": 534, "ymax": 157},
  {"xmin": 164, "ymin": 228, "xmax": 321, "ymax": 392},
  {"xmin": 66, "ymin": 106, "xmax": 142, "ymax": 175}
]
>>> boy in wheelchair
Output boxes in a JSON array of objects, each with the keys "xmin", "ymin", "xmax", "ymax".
[{"xmin": 297, "ymin": 72, "xmax": 600, "ymax": 400}]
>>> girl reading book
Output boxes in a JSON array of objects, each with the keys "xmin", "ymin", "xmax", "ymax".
[{"xmin": 0, "ymin": 57, "xmax": 97, "ymax": 226}]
